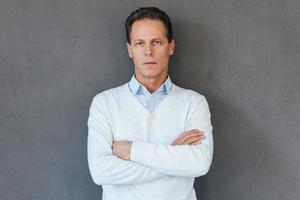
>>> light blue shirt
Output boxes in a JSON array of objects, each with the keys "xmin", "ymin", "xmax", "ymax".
[{"xmin": 128, "ymin": 74, "xmax": 173, "ymax": 113}]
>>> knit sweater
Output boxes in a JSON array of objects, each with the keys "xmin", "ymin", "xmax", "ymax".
[{"xmin": 87, "ymin": 82, "xmax": 214, "ymax": 200}]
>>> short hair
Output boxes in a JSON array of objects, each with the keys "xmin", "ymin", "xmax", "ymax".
[{"xmin": 125, "ymin": 7, "xmax": 174, "ymax": 44}]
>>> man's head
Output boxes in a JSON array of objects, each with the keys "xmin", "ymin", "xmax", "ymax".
[
  {"xmin": 125, "ymin": 7, "xmax": 175, "ymax": 81},
  {"xmin": 125, "ymin": 7, "xmax": 174, "ymax": 44}
]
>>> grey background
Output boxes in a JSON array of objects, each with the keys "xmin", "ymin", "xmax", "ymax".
[{"xmin": 0, "ymin": 0, "xmax": 299, "ymax": 199}]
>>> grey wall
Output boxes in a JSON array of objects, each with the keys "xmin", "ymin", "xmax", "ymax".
[{"xmin": 1, "ymin": 0, "xmax": 299, "ymax": 199}]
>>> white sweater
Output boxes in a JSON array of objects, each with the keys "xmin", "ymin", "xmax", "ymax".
[{"xmin": 87, "ymin": 82, "xmax": 214, "ymax": 200}]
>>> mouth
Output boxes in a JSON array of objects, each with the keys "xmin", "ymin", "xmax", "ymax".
[{"xmin": 143, "ymin": 61, "xmax": 157, "ymax": 65}]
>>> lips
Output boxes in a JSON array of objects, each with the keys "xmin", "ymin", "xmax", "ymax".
[{"xmin": 143, "ymin": 61, "xmax": 157, "ymax": 65}]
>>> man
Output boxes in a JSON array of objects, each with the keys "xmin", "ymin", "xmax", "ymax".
[{"xmin": 87, "ymin": 7, "xmax": 213, "ymax": 200}]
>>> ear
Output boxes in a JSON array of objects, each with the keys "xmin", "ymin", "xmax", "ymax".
[
  {"xmin": 169, "ymin": 39, "xmax": 175, "ymax": 55},
  {"xmin": 126, "ymin": 42, "xmax": 133, "ymax": 58}
]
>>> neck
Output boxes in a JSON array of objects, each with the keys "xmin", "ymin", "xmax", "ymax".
[{"xmin": 135, "ymin": 73, "xmax": 168, "ymax": 93}]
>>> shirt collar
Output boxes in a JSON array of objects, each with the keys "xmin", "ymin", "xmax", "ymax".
[{"xmin": 128, "ymin": 74, "xmax": 173, "ymax": 95}]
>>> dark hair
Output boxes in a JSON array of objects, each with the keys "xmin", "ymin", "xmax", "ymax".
[{"xmin": 125, "ymin": 7, "xmax": 173, "ymax": 44}]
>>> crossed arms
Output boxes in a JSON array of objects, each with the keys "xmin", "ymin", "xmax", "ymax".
[
  {"xmin": 87, "ymin": 94, "xmax": 213, "ymax": 185},
  {"xmin": 112, "ymin": 128, "xmax": 205, "ymax": 160}
]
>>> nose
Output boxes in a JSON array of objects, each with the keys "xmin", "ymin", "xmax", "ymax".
[{"xmin": 144, "ymin": 44, "xmax": 153, "ymax": 56}]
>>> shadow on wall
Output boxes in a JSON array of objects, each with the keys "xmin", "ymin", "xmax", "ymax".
[
  {"xmin": 171, "ymin": 20, "xmax": 280, "ymax": 199},
  {"xmin": 195, "ymin": 98, "xmax": 282, "ymax": 199}
]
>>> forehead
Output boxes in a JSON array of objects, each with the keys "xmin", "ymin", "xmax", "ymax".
[{"xmin": 130, "ymin": 19, "xmax": 167, "ymax": 40}]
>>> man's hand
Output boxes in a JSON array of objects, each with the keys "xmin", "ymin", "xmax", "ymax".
[
  {"xmin": 172, "ymin": 129, "xmax": 205, "ymax": 145},
  {"xmin": 112, "ymin": 141, "xmax": 132, "ymax": 160}
]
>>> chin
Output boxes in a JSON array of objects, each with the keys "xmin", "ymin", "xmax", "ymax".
[
  {"xmin": 142, "ymin": 74, "xmax": 158, "ymax": 79},
  {"xmin": 136, "ymin": 67, "xmax": 166, "ymax": 79},
  {"xmin": 139, "ymin": 69, "xmax": 158, "ymax": 76}
]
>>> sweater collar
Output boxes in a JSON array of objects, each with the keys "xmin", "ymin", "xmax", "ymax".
[{"xmin": 128, "ymin": 74, "xmax": 173, "ymax": 95}]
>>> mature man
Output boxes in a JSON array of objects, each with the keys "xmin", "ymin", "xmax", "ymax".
[{"xmin": 87, "ymin": 7, "xmax": 213, "ymax": 200}]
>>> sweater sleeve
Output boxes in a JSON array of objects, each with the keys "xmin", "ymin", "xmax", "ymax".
[
  {"xmin": 87, "ymin": 95, "xmax": 166, "ymax": 185},
  {"xmin": 130, "ymin": 95, "xmax": 214, "ymax": 178}
]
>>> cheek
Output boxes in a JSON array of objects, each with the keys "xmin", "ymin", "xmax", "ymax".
[
  {"xmin": 131, "ymin": 52, "xmax": 140, "ymax": 60},
  {"xmin": 159, "ymin": 51, "xmax": 170, "ymax": 62},
  {"xmin": 132, "ymin": 54, "xmax": 144, "ymax": 66},
  {"xmin": 160, "ymin": 47, "xmax": 171, "ymax": 57}
]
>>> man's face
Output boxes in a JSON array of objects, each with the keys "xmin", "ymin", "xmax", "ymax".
[{"xmin": 126, "ymin": 19, "xmax": 175, "ymax": 80}]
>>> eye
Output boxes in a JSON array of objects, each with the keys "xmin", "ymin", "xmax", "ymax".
[
  {"xmin": 135, "ymin": 41, "xmax": 143, "ymax": 47},
  {"xmin": 153, "ymin": 40, "xmax": 161, "ymax": 45}
]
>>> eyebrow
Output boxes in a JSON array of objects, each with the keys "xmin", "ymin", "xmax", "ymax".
[{"xmin": 134, "ymin": 38, "xmax": 162, "ymax": 42}]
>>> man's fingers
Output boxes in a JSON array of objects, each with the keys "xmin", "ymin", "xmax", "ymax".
[
  {"xmin": 173, "ymin": 134, "xmax": 205, "ymax": 145},
  {"xmin": 178, "ymin": 132, "xmax": 204, "ymax": 143},
  {"xmin": 183, "ymin": 136, "xmax": 201, "ymax": 144},
  {"xmin": 189, "ymin": 140, "xmax": 201, "ymax": 145},
  {"xmin": 172, "ymin": 129, "xmax": 205, "ymax": 145},
  {"xmin": 173, "ymin": 134, "xmax": 198, "ymax": 145},
  {"xmin": 176, "ymin": 130, "xmax": 204, "ymax": 141},
  {"xmin": 182, "ymin": 135, "xmax": 205, "ymax": 144},
  {"xmin": 186, "ymin": 135, "xmax": 206, "ymax": 145}
]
